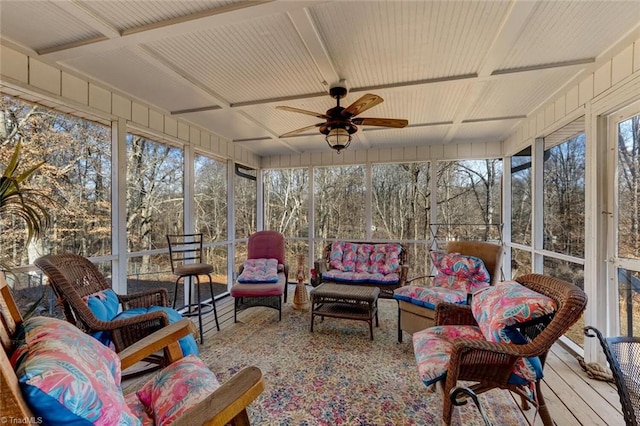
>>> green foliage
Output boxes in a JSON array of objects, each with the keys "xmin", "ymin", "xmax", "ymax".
[{"xmin": 0, "ymin": 140, "xmax": 51, "ymax": 243}]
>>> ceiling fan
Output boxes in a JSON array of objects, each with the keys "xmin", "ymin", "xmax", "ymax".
[{"xmin": 276, "ymin": 84, "xmax": 408, "ymax": 153}]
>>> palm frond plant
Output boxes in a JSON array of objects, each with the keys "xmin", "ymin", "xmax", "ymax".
[
  {"xmin": 0, "ymin": 140, "xmax": 52, "ymax": 320},
  {"xmin": 0, "ymin": 140, "xmax": 51, "ymax": 243}
]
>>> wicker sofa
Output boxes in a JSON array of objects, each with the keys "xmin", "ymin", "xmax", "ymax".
[{"xmin": 312, "ymin": 241, "xmax": 409, "ymax": 299}]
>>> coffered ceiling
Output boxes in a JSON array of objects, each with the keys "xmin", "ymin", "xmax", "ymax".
[{"xmin": 1, "ymin": 1, "xmax": 640, "ymax": 156}]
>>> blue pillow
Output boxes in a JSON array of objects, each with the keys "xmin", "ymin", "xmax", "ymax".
[
  {"xmin": 115, "ymin": 306, "xmax": 199, "ymax": 356},
  {"xmin": 85, "ymin": 289, "xmax": 120, "ymax": 345}
]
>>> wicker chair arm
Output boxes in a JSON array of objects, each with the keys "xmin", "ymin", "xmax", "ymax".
[
  {"xmin": 406, "ymin": 275, "xmax": 434, "ymax": 285},
  {"xmin": 119, "ymin": 288, "xmax": 169, "ymax": 309},
  {"xmin": 435, "ymin": 303, "xmax": 476, "ymax": 326},
  {"xmin": 91, "ymin": 309, "xmax": 171, "ymax": 332},
  {"xmin": 451, "ymin": 338, "xmax": 530, "ymax": 359},
  {"xmin": 172, "ymin": 366, "xmax": 264, "ymax": 426},
  {"xmin": 119, "ymin": 319, "xmax": 197, "ymax": 370},
  {"xmin": 398, "ymin": 264, "xmax": 410, "ymax": 285}
]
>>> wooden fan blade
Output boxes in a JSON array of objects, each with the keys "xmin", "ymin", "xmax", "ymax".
[
  {"xmin": 342, "ymin": 94, "xmax": 384, "ymax": 117},
  {"xmin": 352, "ymin": 117, "xmax": 408, "ymax": 128},
  {"xmin": 279, "ymin": 123, "xmax": 323, "ymax": 138},
  {"xmin": 276, "ymin": 106, "xmax": 328, "ymax": 119}
]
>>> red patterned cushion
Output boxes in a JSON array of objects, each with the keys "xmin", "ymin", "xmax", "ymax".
[
  {"xmin": 412, "ymin": 325, "xmax": 543, "ymax": 386},
  {"xmin": 430, "ymin": 251, "xmax": 491, "ymax": 292},
  {"xmin": 137, "ymin": 355, "xmax": 220, "ymax": 425},
  {"xmin": 471, "ymin": 281, "xmax": 557, "ymax": 343}
]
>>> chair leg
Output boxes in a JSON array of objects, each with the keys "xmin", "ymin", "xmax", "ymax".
[
  {"xmin": 207, "ymin": 274, "xmax": 220, "ymax": 331},
  {"xmin": 195, "ymin": 275, "xmax": 204, "ymax": 344},
  {"xmin": 234, "ymin": 298, "xmax": 239, "ymax": 323},
  {"xmin": 397, "ymin": 301, "xmax": 403, "ymax": 343},
  {"xmin": 172, "ymin": 277, "xmax": 181, "ymax": 309},
  {"xmin": 536, "ymin": 381, "xmax": 553, "ymax": 426}
]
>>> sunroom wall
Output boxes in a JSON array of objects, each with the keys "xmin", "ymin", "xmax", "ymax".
[{"xmin": 503, "ymin": 36, "xmax": 640, "ymax": 364}]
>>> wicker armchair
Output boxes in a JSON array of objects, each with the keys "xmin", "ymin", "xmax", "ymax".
[
  {"xmin": 414, "ymin": 273, "xmax": 587, "ymax": 425},
  {"xmin": 584, "ymin": 326, "xmax": 640, "ymax": 425},
  {"xmin": 0, "ymin": 272, "xmax": 264, "ymax": 425},
  {"xmin": 35, "ymin": 253, "xmax": 187, "ymax": 354}
]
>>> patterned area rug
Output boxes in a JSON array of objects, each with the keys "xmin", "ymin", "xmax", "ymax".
[{"xmin": 200, "ymin": 293, "xmax": 529, "ymax": 426}]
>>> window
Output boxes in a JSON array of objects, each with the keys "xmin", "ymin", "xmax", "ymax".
[
  {"xmin": 195, "ymin": 154, "xmax": 227, "ymax": 242},
  {"xmin": 0, "ymin": 95, "xmax": 112, "ymax": 265},
  {"xmin": 234, "ymin": 165, "xmax": 257, "ymax": 239},
  {"xmin": 511, "ymin": 147, "xmax": 532, "ymax": 246},
  {"xmin": 543, "ymin": 130, "xmax": 585, "ymax": 258},
  {"xmin": 264, "ymin": 168, "xmax": 309, "ymax": 238},
  {"xmin": 436, "ymin": 159, "xmax": 502, "ymax": 246},
  {"xmin": 314, "ymin": 165, "xmax": 365, "ymax": 240}
]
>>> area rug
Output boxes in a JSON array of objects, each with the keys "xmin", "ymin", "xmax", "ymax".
[{"xmin": 200, "ymin": 295, "xmax": 529, "ymax": 426}]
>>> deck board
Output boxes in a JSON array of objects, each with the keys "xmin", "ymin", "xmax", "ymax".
[{"xmin": 193, "ymin": 286, "xmax": 623, "ymax": 426}]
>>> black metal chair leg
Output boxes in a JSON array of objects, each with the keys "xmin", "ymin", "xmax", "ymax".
[{"xmin": 208, "ymin": 275, "xmax": 220, "ymax": 331}]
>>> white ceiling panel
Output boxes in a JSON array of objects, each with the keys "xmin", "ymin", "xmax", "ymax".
[
  {"xmin": 144, "ymin": 13, "xmax": 326, "ymax": 104},
  {"xmin": 468, "ymin": 68, "xmax": 579, "ymax": 120},
  {"xmin": 62, "ymin": 47, "xmax": 217, "ymax": 113},
  {"xmin": 2, "ymin": 0, "xmax": 638, "ymax": 159},
  {"xmin": 77, "ymin": 0, "xmax": 242, "ymax": 33},
  {"xmin": 500, "ymin": 1, "xmax": 640, "ymax": 70},
  {"xmin": 311, "ymin": 1, "xmax": 510, "ymax": 88},
  {"xmin": 453, "ymin": 121, "xmax": 519, "ymax": 143},
  {"xmin": 0, "ymin": 1, "xmax": 102, "ymax": 52}
]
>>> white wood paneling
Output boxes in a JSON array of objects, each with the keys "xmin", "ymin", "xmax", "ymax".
[
  {"xmin": 149, "ymin": 110, "xmax": 164, "ymax": 132},
  {"xmin": 178, "ymin": 122, "xmax": 189, "ymax": 141},
  {"xmin": 131, "ymin": 102, "xmax": 149, "ymax": 126},
  {"xmin": 88, "ymin": 84, "xmax": 111, "ymax": 113},
  {"xmin": 566, "ymin": 86, "xmax": 579, "ymax": 113},
  {"xmin": 0, "ymin": 48, "xmax": 28, "ymax": 83},
  {"xmin": 612, "ymin": 45, "xmax": 634, "ymax": 85},
  {"xmin": 61, "ymin": 72, "xmax": 88, "ymax": 105},
  {"xmin": 579, "ymin": 74, "xmax": 595, "ymax": 106},
  {"xmin": 29, "ymin": 59, "xmax": 60, "ymax": 95},
  {"xmin": 164, "ymin": 116, "xmax": 178, "ymax": 137},
  {"xmin": 112, "ymin": 94, "xmax": 131, "ymax": 119},
  {"xmin": 594, "ymin": 62, "xmax": 612, "ymax": 96}
]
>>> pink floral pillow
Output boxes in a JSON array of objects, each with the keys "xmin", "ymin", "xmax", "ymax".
[
  {"xmin": 413, "ymin": 325, "xmax": 543, "ymax": 386},
  {"xmin": 329, "ymin": 241, "xmax": 345, "ymax": 270},
  {"xmin": 471, "ymin": 281, "xmax": 557, "ymax": 343},
  {"xmin": 355, "ymin": 244, "xmax": 374, "ymax": 273},
  {"xmin": 137, "ymin": 355, "xmax": 220, "ymax": 425},
  {"xmin": 341, "ymin": 242, "xmax": 358, "ymax": 272},
  {"xmin": 369, "ymin": 244, "xmax": 401, "ymax": 274},
  {"xmin": 430, "ymin": 251, "xmax": 490, "ymax": 292},
  {"xmin": 11, "ymin": 317, "xmax": 139, "ymax": 425}
]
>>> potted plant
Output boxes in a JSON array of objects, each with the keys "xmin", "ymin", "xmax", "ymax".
[{"xmin": 1, "ymin": 139, "xmax": 51, "ymax": 319}]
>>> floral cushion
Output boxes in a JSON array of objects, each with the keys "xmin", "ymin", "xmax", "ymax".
[
  {"xmin": 471, "ymin": 281, "xmax": 558, "ymax": 344},
  {"xmin": 323, "ymin": 269, "xmax": 400, "ymax": 284},
  {"xmin": 340, "ymin": 242, "xmax": 358, "ymax": 272},
  {"xmin": 412, "ymin": 325, "xmax": 543, "ymax": 386},
  {"xmin": 431, "ymin": 251, "xmax": 491, "ymax": 292},
  {"xmin": 11, "ymin": 316, "xmax": 140, "ymax": 425},
  {"xmin": 329, "ymin": 241, "xmax": 345, "ymax": 270},
  {"xmin": 393, "ymin": 285, "xmax": 467, "ymax": 309},
  {"xmin": 237, "ymin": 258, "xmax": 279, "ymax": 283},
  {"xmin": 368, "ymin": 244, "xmax": 401, "ymax": 275},
  {"xmin": 125, "ymin": 392, "xmax": 154, "ymax": 425},
  {"xmin": 136, "ymin": 355, "xmax": 220, "ymax": 426},
  {"xmin": 355, "ymin": 244, "xmax": 375, "ymax": 273}
]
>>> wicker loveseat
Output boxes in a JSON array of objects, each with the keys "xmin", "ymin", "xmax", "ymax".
[{"xmin": 313, "ymin": 241, "xmax": 409, "ymax": 299}]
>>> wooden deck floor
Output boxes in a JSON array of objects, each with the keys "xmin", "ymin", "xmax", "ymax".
[{"xmin": 192, "ymin": 286, "xmax": 624, "ymax": 426}]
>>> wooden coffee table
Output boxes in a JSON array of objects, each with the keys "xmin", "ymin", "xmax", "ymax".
[{"xmin": 310, "ymin": 283, "xmax": 380, "ymax": 340}]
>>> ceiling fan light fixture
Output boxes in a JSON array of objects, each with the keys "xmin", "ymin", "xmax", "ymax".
[{"xmin": 325, "ymin": 127, "xmax": 351, "ymax": 153}]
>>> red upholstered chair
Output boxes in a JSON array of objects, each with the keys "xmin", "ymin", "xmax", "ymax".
[{"xmin": 230, "ymin": 231, "xmax": 289, "ymax": 322}]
